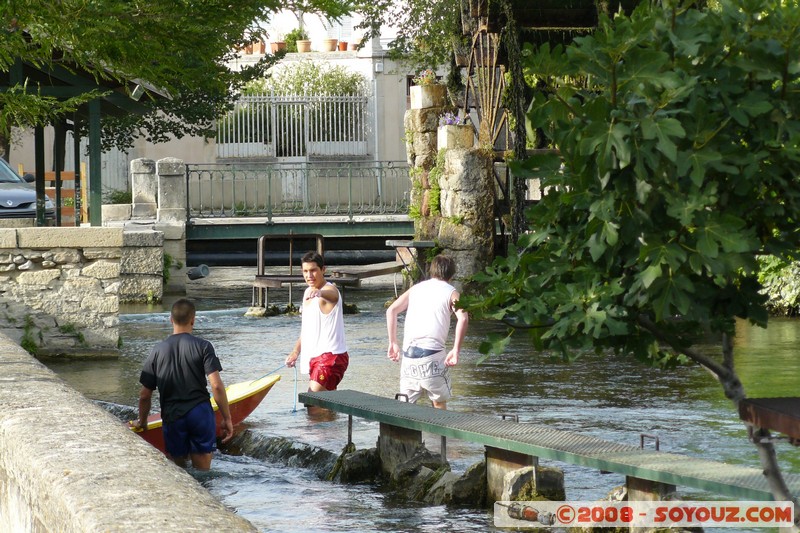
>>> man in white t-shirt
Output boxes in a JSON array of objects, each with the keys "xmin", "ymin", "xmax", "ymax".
[
  {"xmin": 285, "ymin": 251, "xmax": 349, "ymax": 392},
  {"xmin": 386, "ymin": 255, "xmax": 469, "ymax": 409}
]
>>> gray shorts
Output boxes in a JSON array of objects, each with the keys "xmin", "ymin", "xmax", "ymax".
[{"xmin": 399, "ymin": 350, "xmax": 451, "ymax": 404}]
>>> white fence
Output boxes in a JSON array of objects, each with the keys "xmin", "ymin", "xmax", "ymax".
[{"xmin": 216, "ymin": 92, "xmax": 372, "ymax": 160}]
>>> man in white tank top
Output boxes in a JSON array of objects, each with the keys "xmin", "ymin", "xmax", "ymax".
[
  {"xmin": 386, "ymin": 255, "xmax": 469, "ymax": 409},
  {"xmin": 285, "ymin": 251, "xmax": 349, "ymax": 393}
]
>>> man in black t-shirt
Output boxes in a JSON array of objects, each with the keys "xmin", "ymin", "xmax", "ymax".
[{"xmin": 131, "ymin": 299, "xmax": 233, "ymax": 470}]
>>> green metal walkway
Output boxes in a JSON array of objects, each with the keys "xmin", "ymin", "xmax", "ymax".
[{"xmin": 299, "ymin": 389, "xmax": 800, "ymax": 501}]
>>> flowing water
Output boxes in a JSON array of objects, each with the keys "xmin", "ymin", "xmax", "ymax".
[{"xmin": 43, "ymin": 270, "xmax": 800, "ymax": 532}]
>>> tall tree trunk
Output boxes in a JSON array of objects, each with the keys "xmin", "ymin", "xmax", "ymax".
[{"xmin": 499, "ymin": 0, "xmax": 528, "ymax": 243}]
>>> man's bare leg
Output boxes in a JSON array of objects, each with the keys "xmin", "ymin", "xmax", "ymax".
[
  {"xmin": 306, "ymin": 380, "xmax": 337, "ymax": 419},
  {"xmin": 190, "ymin": 452, "xmax": 213, "ymax": 471}
]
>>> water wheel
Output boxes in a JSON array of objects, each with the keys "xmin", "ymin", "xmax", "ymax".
[{"xmin": 462, "ymin": 31, "xmax": 510, "ymax": 155}]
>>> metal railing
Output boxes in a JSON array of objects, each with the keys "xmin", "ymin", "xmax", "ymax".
[
  {"xmin": 216, "ymin": 92, "xmax": 372, "ymax": 159},
  {"xmin": 186, "ymin": 161, "xmax": 410, "ymax": 220}
]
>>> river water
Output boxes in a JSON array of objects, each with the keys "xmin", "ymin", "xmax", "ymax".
[{"xmin": 43, "ymin": 269, "xmax": 800, "ymax": 532}]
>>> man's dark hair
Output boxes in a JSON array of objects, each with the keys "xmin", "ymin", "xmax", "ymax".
[
  {"xmin": 301, "ymin": 251, "xmax": 325, "ymax": 268},
  {"xmin": 429, "ymin": 255, "xmax": 456, "ymax": 281},
  {"xmin": 171, "ymin": 298, "xmax": 196, "ymax": 326}
]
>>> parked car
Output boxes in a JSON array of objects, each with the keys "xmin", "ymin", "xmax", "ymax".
[{"xmin": 0, "ymin": 158, "xmax": 55, "ymax": 220}]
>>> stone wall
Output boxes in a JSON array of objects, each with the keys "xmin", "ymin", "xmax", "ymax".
[
  {"xmin": 0, "ymin": 331, "xmax": 255, "ymax": 532},
  {"xmin": 404, "ymin": 99, "xmax": 495, "ymax": 286},
  {"xmin": 0, "ymin": 227, "xmax": 162, "ymax": 356}
]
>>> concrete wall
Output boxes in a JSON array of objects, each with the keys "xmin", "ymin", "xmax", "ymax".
[
  {"xmin": 0, "ymin": 226, "xmax": 164, "ymax": 356},
  {"xmin": 0, "ymin": 332, "xmax": 255, "ymax": 532}
]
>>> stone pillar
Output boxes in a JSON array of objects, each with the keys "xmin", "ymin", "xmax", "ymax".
[
  {"xmin": 156, "ymin": 158, "xmax": 188, "ymax": 295},
  {"xmin": 378, "ymin": 423, "xmax": 423, "ymax": 476},
  {"xmin": 119, "ymin": 229, "xmax": 164, "ymax": 303},
  {"xmin": 404, "ymin": 96, "xmax": 495, "ymax": 286},
  {"xmin": 403, "ymin": 96, "xmax": 446, "ymax": 284},
  {"xmin": 156, "ymin": 158, "xmax": 187, "ymax": 222},
  {"xmin": 437, "ymin": 149, "xmax": 495, "ymax": 285},
  {"xmin": 485, "ymin": 446, "xmax": 536, "ymax": 504},
  {"xmin": 131, "ymin": 158, "xmax": 157, "ymax": 218},
  {"xmin": 626, "ymin": 476, "xmax": 675, "ymax": 501}
]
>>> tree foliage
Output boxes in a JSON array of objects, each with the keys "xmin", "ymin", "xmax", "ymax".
[
  {"xmin": 462, "ymin": 0, "xmax": 800, "ymax": 508},
  {"xmin": 1, "ymin": 0, "xmax": 352, "ymax": 152},
  {"xmin": 467, "ymin": 0, "xmax": 800, "ymax": 362},
  {"xmin": 356, "ymin": 0, "xmax": 463, "ymax": 70}
]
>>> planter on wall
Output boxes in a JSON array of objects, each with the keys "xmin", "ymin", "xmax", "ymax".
[
  {"xmin": 437, "ymin": 124, "xmax": 474, "ymax": 150},
  {"xmin": 321, "ymin": 38, "xmax": 338, "ymax": 52},
  {"xmin": 410, "ymin": 85, "xmax": 447, "ymax": 110},
  {"xmin": 338, "ymin": 41, "xmax": 348, "ymax": 51},
  {"xmin": 296, "ymin": 39, "xmax": 311, "ymax": 53},
  {"xmin": 270, "ymin": 41, "xmax": 287, "ymax": 53}
]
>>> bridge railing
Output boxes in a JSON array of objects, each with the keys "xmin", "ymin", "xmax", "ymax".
[{"xmin": 186, "ymin": 161, "xmax": 411, "ymax": 221}]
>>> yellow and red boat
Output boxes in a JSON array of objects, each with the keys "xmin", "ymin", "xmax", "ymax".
[{"xmin": 131, "ymin": 374, "xmax": 281, "ymax": 454}]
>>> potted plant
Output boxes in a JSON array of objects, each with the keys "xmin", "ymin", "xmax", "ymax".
[
  {"xmin": 338, "ymin": 40, "xmax": 348, "ymax": 51},
  {"xmin": 321, "ymin": 38, "xmax": 338, "ymax": 52},
  {"xmin": 270, "ymin": 34, "xmax": 287, "ymax": 53},
  {"xmin": 285, "ymin": 27, "xmax": 309, "ymax": 53},
  {"xmin": 437, "ymin": 112, "xmax": 473, "ymax": 150},
  {"xmin": 296, "ymin": 39, "xmax": 312, "ymax": 53},
  {"xmin": 410, "ymin": 69, "xmax": 446, "ymax": 109}
]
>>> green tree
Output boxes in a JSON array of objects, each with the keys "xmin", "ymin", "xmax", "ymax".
[
  {"xmin": 357, "ymin": 0, "xmax": 462, "ymax": 71},
  {"xmin": 0, "ymin": 0, "xmax": 352, "ymax": 154},
  {"xmin": 463, "ymin": 0, "xmax": 800, "ymax": 513}
]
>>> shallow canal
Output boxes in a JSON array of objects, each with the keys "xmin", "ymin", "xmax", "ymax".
[{"xmin": 44, "ymin": 271, "xmax": 800, "ymax": 532}]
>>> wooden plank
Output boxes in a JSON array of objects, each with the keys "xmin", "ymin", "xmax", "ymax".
[
  {"xmin": 739, "ymin": 397, "xmax": 800, "ymax": 442},
  {"xmin": 44, "ymin": 171, "xmax": 76, "ymax": 183},
  {"xmin": 330, "ymin": 263, "xmax": 404, "ymax": 280}
]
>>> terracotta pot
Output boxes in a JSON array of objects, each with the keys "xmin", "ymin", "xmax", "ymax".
[
  {"xmin": 348, "ymin": 41, "xmax": 359, "ymax": 51},
  {"xmin": 338, "ymin": 41, "xmax": 348, "ymax": 51},
  {"xmin": 321, "ymin": 38, "xmax": 338, "ymax": 52},
  {"xmin": 270, "ymin": 41, "xmax": 286, "ymax": 54},
  {"xmin": 256, "ymin": 41, "xmax": 266, "ymax": 54},
  {"xmin": 296, "ymin": 39, "xmax": 311, "ymax": 53}
]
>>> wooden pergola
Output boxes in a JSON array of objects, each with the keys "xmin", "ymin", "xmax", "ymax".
[{"xmin": 1, "ymin": 58, "xmax": 162, "ymax": 226}]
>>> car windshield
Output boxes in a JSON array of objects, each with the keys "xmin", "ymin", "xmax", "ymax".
[{"xmin": 0, "ymin": 159, "xmax": 24, "ymax": 184}]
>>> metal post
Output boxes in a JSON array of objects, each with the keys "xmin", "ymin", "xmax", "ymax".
[
  {"xmin": 34, "ymin": 126, "xmax": 45, "ymax": 227},
  {"xmin": 88, "ymin": 99, "xmax": 102, "ymax": 226},
  {"xmin": 440, "ymin": 435, "xmax": 447, "ymax": 464},
  {"xmin": 348, "ymin": 414, "xmax": 353, "ymax": 446}
]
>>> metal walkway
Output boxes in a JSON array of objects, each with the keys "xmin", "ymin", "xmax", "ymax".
[{"xmin": 299, "ymin": 389, "xmax": 800, "ymax": 501}]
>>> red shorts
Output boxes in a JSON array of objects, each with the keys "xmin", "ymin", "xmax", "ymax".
[{"xmin": 309, "ymin": 352, "xmax": 349, "ymax": 390}]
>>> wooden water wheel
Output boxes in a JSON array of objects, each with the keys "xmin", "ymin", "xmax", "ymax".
[{"xmin": 462, "ymin": 31, "xmax": 511, "ymax": 155}]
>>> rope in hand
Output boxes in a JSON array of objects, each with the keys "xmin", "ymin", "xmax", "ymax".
[
  {"xmin": 249, "ymin": 362, "xmax": 288, "ymax": 384},
  {"xmin": 248, "ymin": 361, "xmax": 299, "ymax": 412}
]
